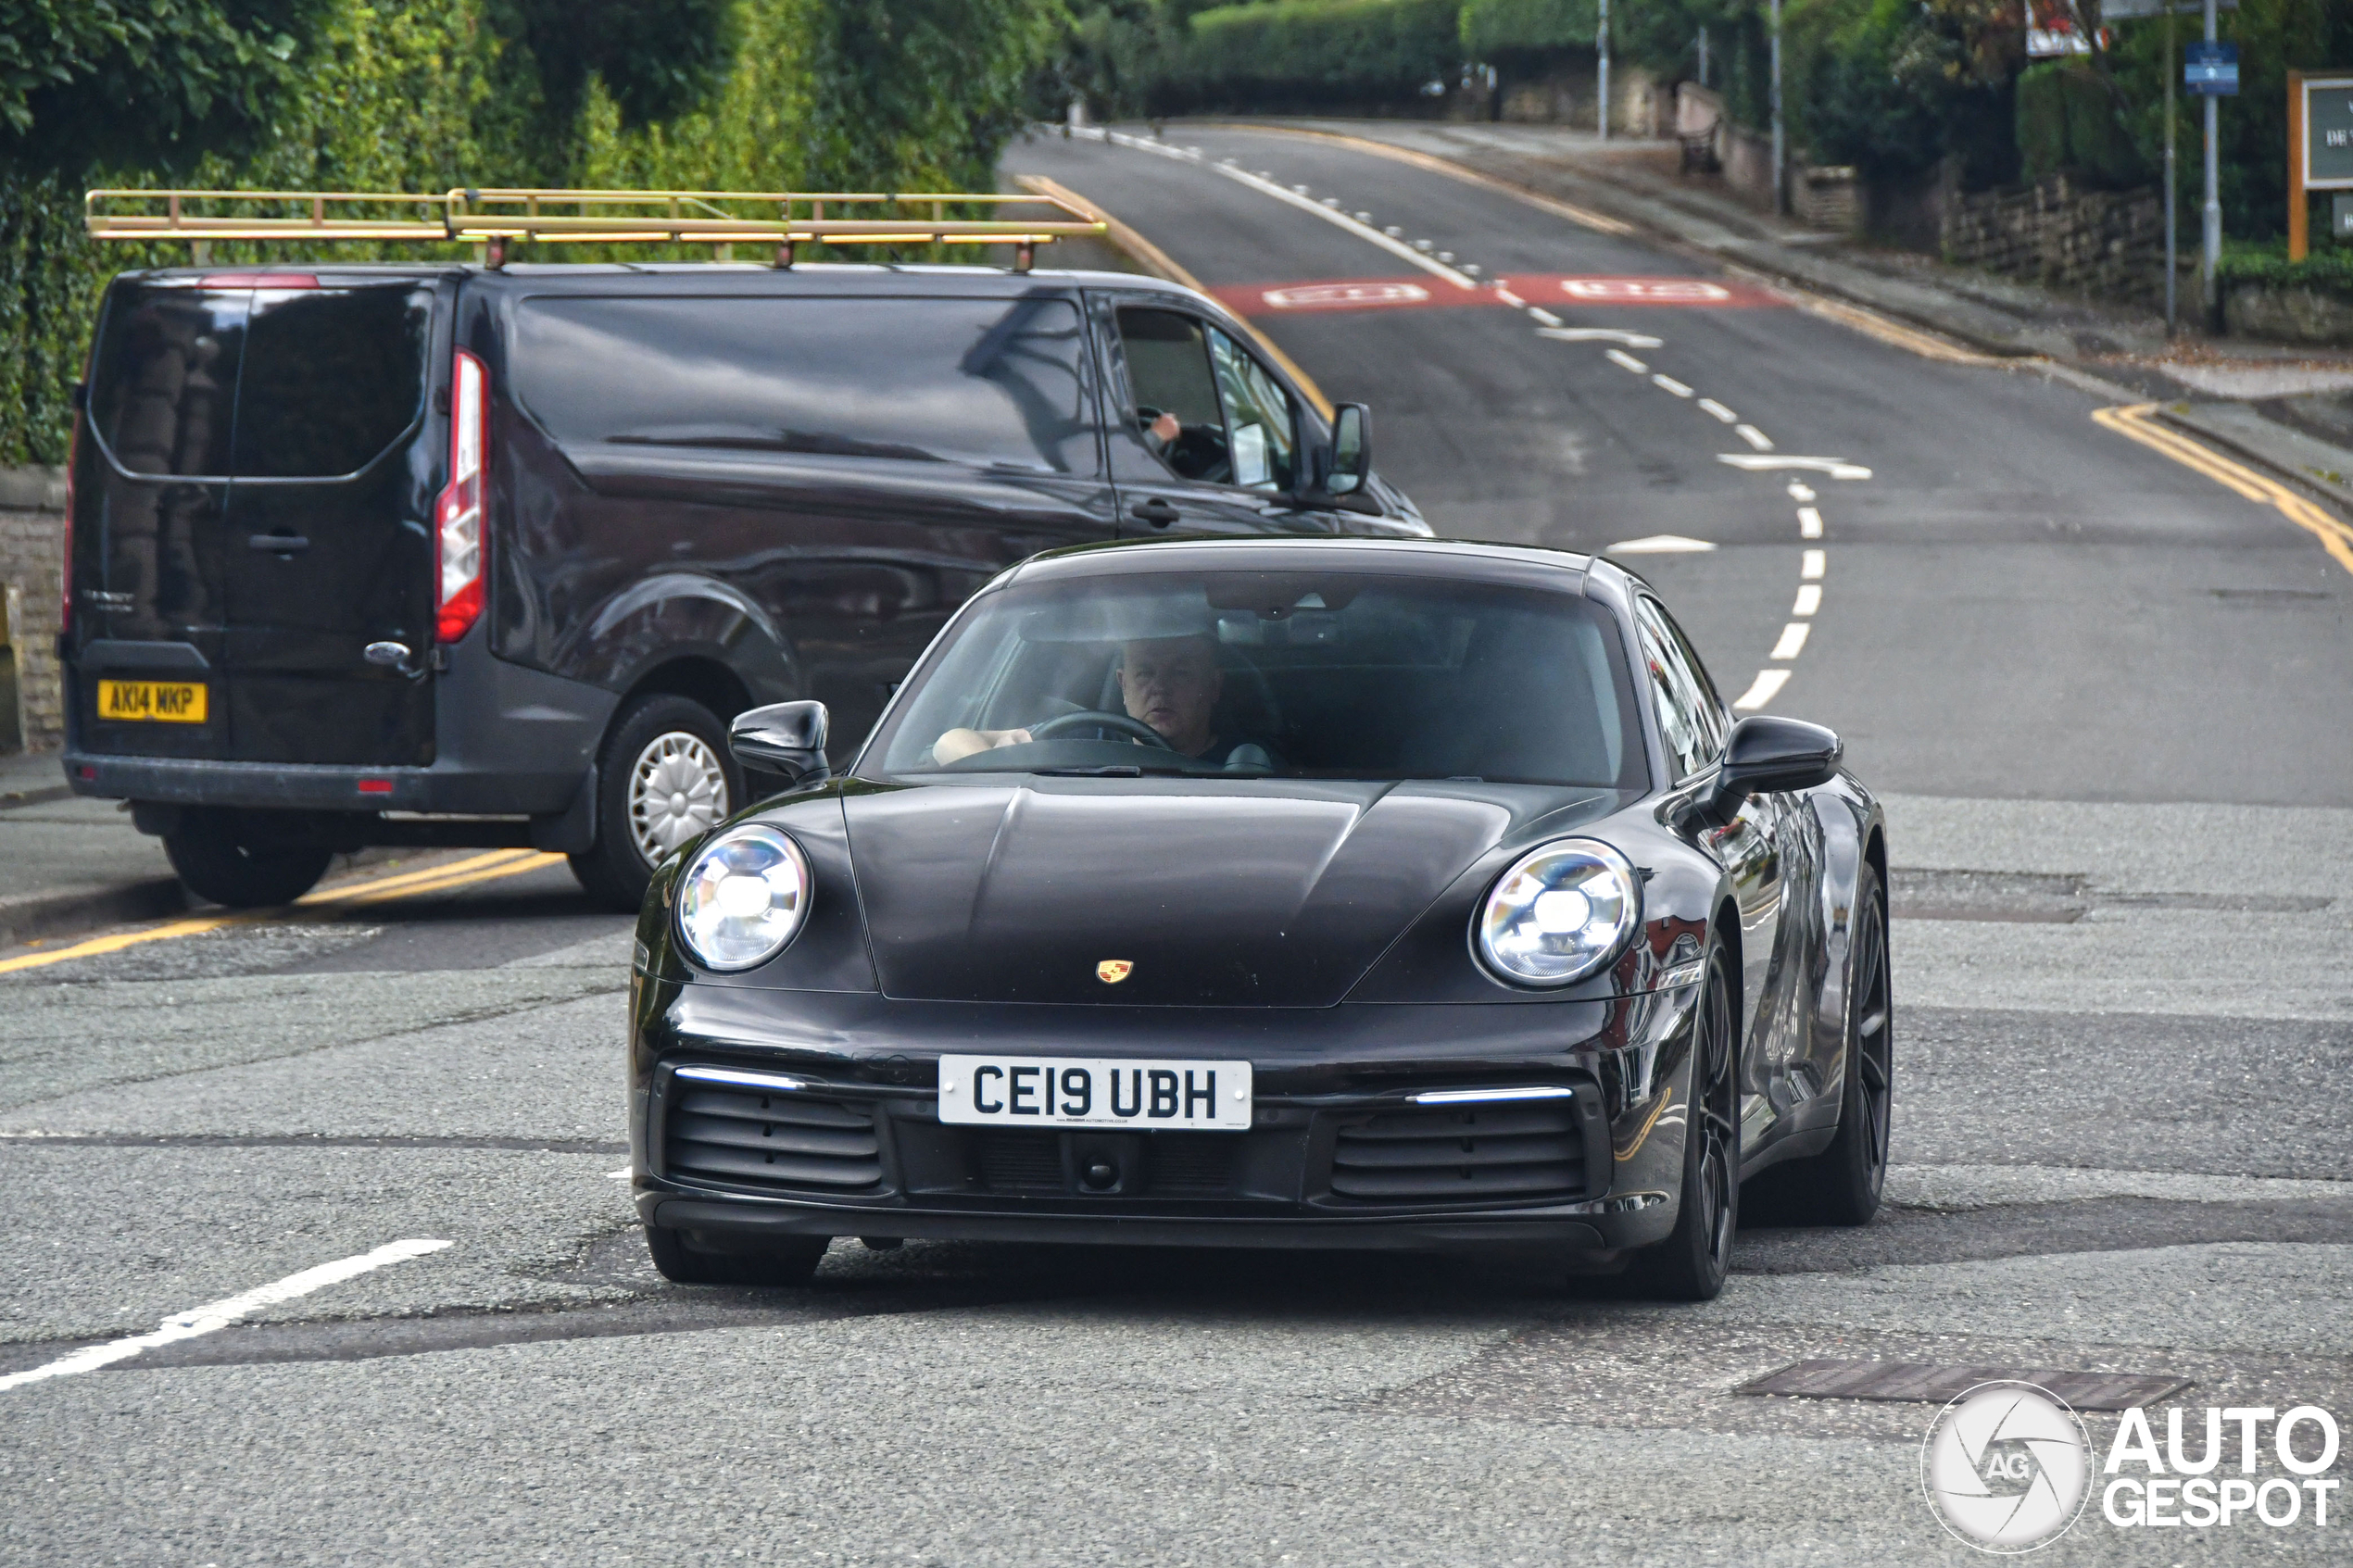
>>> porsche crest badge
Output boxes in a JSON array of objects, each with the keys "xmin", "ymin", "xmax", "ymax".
[{"xmin": 1096, "ymin": 960, "xmax": 1134, "ymax": 985}]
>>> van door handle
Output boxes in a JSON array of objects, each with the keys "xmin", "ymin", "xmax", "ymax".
[
  {"xmin": 1129, "ymin": 497, "xmax": 1179, "ymax": 528},
  {"xmin": 249, "ymin": 533, "xmax": 309, "ymax": 554}
]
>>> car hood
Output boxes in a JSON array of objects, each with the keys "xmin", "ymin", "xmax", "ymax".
[{"xmin": 841, "ymin": 778, "xmax": 1612, "ymax": 1006}]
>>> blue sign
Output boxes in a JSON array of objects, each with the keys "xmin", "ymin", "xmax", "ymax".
[{"xmin": 2185, "ymin": 42, "xmax": 2239, "ymax": 95}]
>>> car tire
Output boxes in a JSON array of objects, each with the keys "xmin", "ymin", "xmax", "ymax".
[
  {"xmin": 645, "ymin": 1224, "xmax": 828, "ymax": 1286},
  {"xmin": 162, "ymin": 810, "xmax": 334, "ymax": 909},
  {"xmin": 570, "ymin": 694, "xmax": 739, "ymax": 912},
  {"xmin": 1622, "ymin": 941, "xmax": 1739, "ymax": 1302},
  {"xmin": 1757, "ymin": 862, "xmax": 1892, "ymax": 1226}
]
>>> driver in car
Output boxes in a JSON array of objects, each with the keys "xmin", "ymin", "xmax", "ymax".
[{"xmin": 933, "ymin": 634, "xmax": 1266, "ymax": 767}]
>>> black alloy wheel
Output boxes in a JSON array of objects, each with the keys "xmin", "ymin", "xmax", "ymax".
[
  {"xmin": 163, "ymin": 809, "xmax": 334, "ymax": 908},
  {"xmin": 570, "ymin": 693, "xmax": 740, "ymax": 913},
  {"xmin": 1780, "ymin": 862, "xmax": 1893, "ymax": 1224},
  {"xmin": 645, "ymin": 1224, "xmax": 830, "ymax": 1286},
  {"xmin": 1625, "ymin": 943, "xmax": 1739, "ymax": 1302}
]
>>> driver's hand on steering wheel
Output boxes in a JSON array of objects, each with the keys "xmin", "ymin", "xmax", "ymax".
[
  {"xmin": 1144, "ymin": 409, "xmax": 1181, "ymax": 446},
  {"xmin": 931, "ymin": 726, "xmax": 1031, "ymax": 765}
]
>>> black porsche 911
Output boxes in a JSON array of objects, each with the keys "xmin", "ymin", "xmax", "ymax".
[{"xmin": 626, "ymin": 536, "xmax": 1891, "ymax": 1300}]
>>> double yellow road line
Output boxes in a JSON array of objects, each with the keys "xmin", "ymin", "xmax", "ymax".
[
  {"xmin": 2095, "ymin": 402, "xmax": 2353, "ymax": 576},
  {"xmin": 0, "ymin": 848, "xmax": 566, "ymax": 976}
]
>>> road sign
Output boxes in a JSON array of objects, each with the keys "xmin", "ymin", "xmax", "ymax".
[
  {"xmin": 2308, "ymin": 77, "xmax": 2353, "ymax": 188},
  {"xmin": 2185, "ymin": 42, "xmax": 2238, "ymax": 94}
]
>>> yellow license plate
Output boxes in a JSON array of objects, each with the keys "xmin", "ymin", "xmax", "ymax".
[{"xmin": 97, "ymin": 680, "xmax": 208, "ymax": 723}]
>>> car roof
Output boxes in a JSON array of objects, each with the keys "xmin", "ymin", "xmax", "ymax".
[{"xmin": 1008, "ymin": 534, "xmax": 1625, "ymax": 595}]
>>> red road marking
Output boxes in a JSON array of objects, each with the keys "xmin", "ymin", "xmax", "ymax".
[{"xmin": 1214, "ymin": 274, "xmax": 1783, "ymax": 316}]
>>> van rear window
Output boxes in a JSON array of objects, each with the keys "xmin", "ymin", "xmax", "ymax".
[
  {"xmin": 87, "ymin": 286, "xmax": 245, "ymax": 477},
  {"xmin": 510, "ymin": 295, "xmax": 1100, "ymax": 476},
  {"xmin": 86, "ymin": 281, "xmax": 431, "ymax": 479},
  {"xmin": 233, "ymin": 284, "xmax": 432, "ymax": 477}
]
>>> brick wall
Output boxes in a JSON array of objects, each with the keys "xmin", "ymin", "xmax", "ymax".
[
  {"xmin": 1941, "ymin": 173, "xmax": 2164, "ymax": 298},
  {"xmin": 0, "ymin": 466, "xmax": 67, "ymax": 753}
]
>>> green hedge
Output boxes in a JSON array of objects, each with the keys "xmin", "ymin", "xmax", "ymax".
[
  {"xmin": 2215, "ymin": 241, "xmax": 2353, "ymax": 300},
  {"xmin": 0, "ymin": 0, "xmax": 1057, "ymax": 467},
  {"xmin": 1459, "ymin": 0, "xmax": 1596, "ymax": 60},
  {"xmin": 1172, "ymin": 0, "xmax": 1462, "ymax": 109},
  {"xmin": 2015, "ymin": 61, "xmax": 2143, "ymax": 190}
]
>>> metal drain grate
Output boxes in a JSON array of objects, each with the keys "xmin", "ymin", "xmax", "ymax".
[{"xmin": 1735, "ymin": 1359, "xmax": 2192, "ymax": 1411}]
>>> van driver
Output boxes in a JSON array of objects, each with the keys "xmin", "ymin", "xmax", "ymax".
[{"xmin": 932, "ymin": 634, "xmax": 1268, "ymax": 768}]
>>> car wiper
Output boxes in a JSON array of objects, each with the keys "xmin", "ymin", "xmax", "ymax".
[{"xmin": 1030, "ymin": 763, "xmax": 1200, "ymax": 778}]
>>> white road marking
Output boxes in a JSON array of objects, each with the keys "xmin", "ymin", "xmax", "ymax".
[
  {"xmin": 1494, "ymin": 287, "xmax": 1526, "ymax": 307},
  {"xmin": 1697, "ymin": 398, "xmax": 1738, "ymax": 423},
  {"xmin": 1534, "ymin": 326, "xmax": 1662, "ymax": 347},
  {"xmin": 1527, "ymin": 307, "xmax": 1564, "ymax": 327},
  {"xmin": 1793, "ymin": 583, "xmax": 1822, "ymax": 615},
  {"xmin": 1606, "ymin": 534, "xmax": 1718, "ymax": 553},
  {"xmin": 1788, "ymin": 481, "xmax": 1817, "ymax": 501},
  {"xmin": 1802, "ymin": 548, "xmax": 1826, "ymax": 579},
  {"xmin": 1769, "ymin": 622, "xmax": 1811, "ymax": 659},
  {"xmin": 1101, "ymin": 130, "xmax": 1478, "ymax": 288},
  {"xmin": 1735, "ymin": 423, "xmax": 1774, "ymax": 450},
  {"xmin": 1605, "ymin": 348, "xmax": 1649, "ymax": 373},
  {"xmin": 1799, "ymin": 507, "xmax": 1824, "ymax": 538},
  {"xmin": 606, "ymin": 1168, "xmax": 633, "ymax": 1180},
  {"xmin": 1731, "ymin": 670, "xmax": 1791, "ymax": 710},
  {"xmin": 0, "ymin": 1239, "xmax": 452, "ymax": 1391},
  {"xmin": 1653, "ymin": 374, "xmax": 1694, "ymax": 397},
  {"xmin": 1718, "ymin": 456, "xmax": 1873, "ymax": 480}
]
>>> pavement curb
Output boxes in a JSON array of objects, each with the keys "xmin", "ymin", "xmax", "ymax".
[{"xmin": 0, "ymin": 877, "xmax": 188, "ymax": 952}]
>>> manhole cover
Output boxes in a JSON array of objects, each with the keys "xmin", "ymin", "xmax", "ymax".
[{"xmin": 1735, "ymin": 1359, "xmax": 2190, "ymax": 1411}]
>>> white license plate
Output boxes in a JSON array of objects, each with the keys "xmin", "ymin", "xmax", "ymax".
[{"xmin": 937, "ymin": 1055, "xmax": 1252, "ymax": 1132}]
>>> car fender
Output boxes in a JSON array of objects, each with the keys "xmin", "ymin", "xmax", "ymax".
[{"xmin": 1806, "ymin": 774, "xmax": 1885, "ymax": 1116}]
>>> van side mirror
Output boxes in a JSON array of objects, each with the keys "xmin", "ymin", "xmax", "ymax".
[
  {"xmin": 1696, "ymin": 715, "xmax": 1842, "ymax": 825},
  {"xmin": 730, "ymin": 700, "xmax": 829, "ymax": 789},
  {"xmin": 1327, "ymin": 404, "xmax": 1371, "ymax": 495}
]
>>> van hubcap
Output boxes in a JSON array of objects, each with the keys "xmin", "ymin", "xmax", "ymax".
[{"xmin": 627, "ymin": 733, "xmax": 727, "ymax": 866}]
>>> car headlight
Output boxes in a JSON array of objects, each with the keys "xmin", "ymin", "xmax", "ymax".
[
  {"xmin": 1474, "ymin": 838, "xmax": 1642, "ymax": 987},
  {"xmin": 676, "ymin": 825, "xmax": 812, "ymax": 971}
]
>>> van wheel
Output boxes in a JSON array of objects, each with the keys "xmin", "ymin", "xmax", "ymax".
[
  {"xmin": 163, "ymin": 810, "xmax": 333, "ymax": 909},
  {"xmin": 570, "ymin": 694, "xmax": 738, "ymax": 912}
]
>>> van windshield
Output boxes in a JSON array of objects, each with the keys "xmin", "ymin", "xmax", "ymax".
[
  {"xmin": 85, "ymin": 280, "xmax": 432, "ymax": 480},
  {"xmin": 865, "ymin": 569, "xmax": 1645, "ymax": 788}
]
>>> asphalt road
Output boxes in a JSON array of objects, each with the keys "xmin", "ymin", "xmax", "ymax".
[{"xmin": 2, "ymin": 123, "xmax": 2349, "ymax": 1565}]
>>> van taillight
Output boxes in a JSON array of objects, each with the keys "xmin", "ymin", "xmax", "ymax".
[
  {"xmin": 59, "ymin": 417, "xmax": 79, "ymax": 636},
  {"xmin": 434, "ymin": 349, "xmax": 488, "ymax": 644}
]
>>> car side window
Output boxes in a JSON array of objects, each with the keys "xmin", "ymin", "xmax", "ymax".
[
  {"xmin": 1206, "ymin": 327, "xmax": 1298, "ymax": 492},
  {"xmin": 1634, "ymin": 597, "xmax": 1723, "ymax": 781},
  {"xmin": 1114, "ymin": 307, "xmax": 1231, "ymax": 483}
]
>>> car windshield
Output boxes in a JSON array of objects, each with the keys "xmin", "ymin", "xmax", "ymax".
[{"xmin": 865, "ymin": 568, "xmax": 1645, "ymax": 787}]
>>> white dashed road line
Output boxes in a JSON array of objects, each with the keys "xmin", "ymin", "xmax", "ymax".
[
  {"xmin": 1798, "ymin": 506, "xmax": 1824, "ymax": 539},
  {"xmin": 1802, "ymin": 548, "xmax": 1825, "ymax": 579},
  {"xmin": 1526, "ymin": 307, "xmax": 1564, "ymax": 327},
  {"xmin": 1652, "ymin": 374, "xmax": 1693, "ymax": 397},
  {"xmin": 1768, "ymin": 622, "xmax": 1811, "ymax": 660},
  {"xmin": 1735, "ymin": 423, "xmax": 1774, "ymax": 451},
  {"xmin": 1698, "ymin": 398, "xmax": 1739, "ymax": 424},
  {"xmin": 1731, "ymin": 670, "xmax": 1792, "ymax": 709},
  {"xmin": 0, "ymin": 1238, "xmax": 452, "ymax": 1391},
  {"xmin": 1604, "ymin": 348, "xmax": 1649, "ymax": 373},
  {"xmin": 1793, "ymin": 583, "xmax": 1822, "ymax": 616}
]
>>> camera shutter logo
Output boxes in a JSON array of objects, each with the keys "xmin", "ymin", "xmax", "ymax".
[{"xmin": 1921, "ymin": 1381, "xmax": 2093, "ymax": 1551}]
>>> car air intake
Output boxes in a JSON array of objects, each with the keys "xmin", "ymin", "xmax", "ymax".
[
  {"xmin": 1328, "ymin": 1101, "xmax": 1584, "ymax": 1201},
  {"xmin": 664, "ymin": 1084, "xmax": 881, "ymax": 1192}
]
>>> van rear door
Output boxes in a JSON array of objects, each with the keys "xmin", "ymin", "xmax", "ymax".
[
  {"xmin": 220, "ymin": 279, "xmax": 438, "ymax": 764},
  {"xmin": 74, "ymin": 275, "xmax": 439, "ymax": 766}
]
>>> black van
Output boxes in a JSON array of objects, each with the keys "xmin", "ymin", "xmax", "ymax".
[{"xmin": 60, "ymin": 262, "xmax": 1426, "ymax": 908}]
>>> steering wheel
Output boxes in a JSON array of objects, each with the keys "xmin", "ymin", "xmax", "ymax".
[{"xmin": 1029, "ymin": 710, "xmax": 1173, "ymax": 748}]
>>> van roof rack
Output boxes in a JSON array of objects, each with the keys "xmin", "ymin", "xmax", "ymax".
[{"xmin": 83, "ymin": 186, "xmax": 1107, "ymax": 270}]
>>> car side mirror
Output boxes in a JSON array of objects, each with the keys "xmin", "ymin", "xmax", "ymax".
[
  {"xmin": 1327, "ymin": 403, "xmax": 1371, "ymax": 495},
  {"xmin": 1696, "ymin": 714, "xmax": 1842, "ymax": 824},
  {"xmin": 730, "ymin": 700, "xmax": 830, "ymax": 790}
]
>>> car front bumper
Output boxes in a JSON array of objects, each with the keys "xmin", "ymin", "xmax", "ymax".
[{"xmin": 628, "ymin": 978, "xmax": 1704, "ymax": 1256}]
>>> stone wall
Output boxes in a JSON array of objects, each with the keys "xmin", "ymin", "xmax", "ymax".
[
  {"xmin": 1494, "ymin": 60, "xmax": 1661, "ymax": 137},
  {"xmin": 2224, "ymin": 284, "xmax": 2353, "ymax": 346},
  {"xmin": 0, "ymin": 466, "xmax": 67, "ymax": 753},
  {"xmin": 1941, "ymin": 173, "xmax": 2164, "ymax": 297}
]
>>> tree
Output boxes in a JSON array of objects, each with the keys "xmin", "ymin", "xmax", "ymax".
[{"xmin": 0, "ymin": 0, "xmax": 339, "ymax": 175}]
